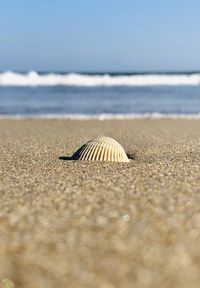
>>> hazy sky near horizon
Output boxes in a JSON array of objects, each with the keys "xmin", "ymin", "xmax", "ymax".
[{"xmin": 1, "ymin": 0, "xmax": 200, "ymax": 72}]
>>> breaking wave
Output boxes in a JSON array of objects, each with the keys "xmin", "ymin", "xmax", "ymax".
[
  {"xmin": 2, "ymin": 113, "xmax": 200, "ymax": 120},
  {"xmin": 1, "ymin": 71, "xmax": 200, "ymax": 86}
]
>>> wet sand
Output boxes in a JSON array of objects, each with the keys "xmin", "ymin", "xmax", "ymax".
[{"xmin": 1, "ymin": 119, "xmax": 200, "ymax": 288}]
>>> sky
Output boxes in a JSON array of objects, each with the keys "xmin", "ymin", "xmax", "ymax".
[{"xmin": 0, "ymin": 0, "xmax": 200, "ymax": 72}]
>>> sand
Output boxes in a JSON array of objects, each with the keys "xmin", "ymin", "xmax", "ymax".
[{"xmin": 1, "ymin": 119, "xmax": 200, "ymax": 288}]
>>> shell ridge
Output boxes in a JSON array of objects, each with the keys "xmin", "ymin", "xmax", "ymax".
[
  {"xmin": 91, "ymin": 144, "xmax": 99, "ymax": 161},
  {"xmin": 104, "ymin": 137, "xmax": 112, "ymax": 161},
  {"xmin": 95, "ymin": 139, "xmax": 104, "ymax": 161},
  {"xmin": 88, "ymin": 141, "xmax": 98, "ymax": 161},
  {"xmin": 98, "ymin": 137, "xmax": 107, "ymax": 161},
  {"xmin": 72, "ymin": 143, "xmax": 88, "ymax": 160},
  {"xmin": 101, "ymin": 137, "xmax": 109, "ymax": 161},
  {"xmin": 81, "ymin": 140, "xmax": 94, "ymax": 160},
  {"xmin": 111, "ymin": 142, "xmax": 117, "ymax": 162},
  {"xmin": 106, "ymin": 138, "xmax": 113, "ymax": 161},
  {"xmin": 109, "ymin": 138, "xmax": 115, "ymax": 162},
  {"xmin": 110, "ymin": 141, "xmax": 115, "ymax": 162},
  {"xmin": 88, "ymin": 140, "xmax": 99, "ymax": 161},
  {"xmin": 79, "ymin": 144, "xmax": 91, "ymax": 160}
]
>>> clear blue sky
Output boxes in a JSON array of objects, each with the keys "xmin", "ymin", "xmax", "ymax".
[{"xmin": 1, "ymin": 0, "xmax": 200, "ymax": 72}]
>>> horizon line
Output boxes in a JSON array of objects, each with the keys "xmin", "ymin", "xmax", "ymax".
[{"xmin": 1, "ymin": 70, "xmax": 200, "ymax": 75}]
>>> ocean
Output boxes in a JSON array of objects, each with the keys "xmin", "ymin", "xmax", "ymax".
[{"xmin": 1, "ymin": 71, "xmax": 200, "ymax": 119}]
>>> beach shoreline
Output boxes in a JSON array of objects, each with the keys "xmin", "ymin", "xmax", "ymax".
[{"xmin": 1, "ymin": 118, "xmax": 200, "ymax": 287}]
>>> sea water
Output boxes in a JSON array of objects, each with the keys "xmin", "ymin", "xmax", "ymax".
[{"xmin": 1, "ymin": 71, "xmax": 200, "ymax": 119}]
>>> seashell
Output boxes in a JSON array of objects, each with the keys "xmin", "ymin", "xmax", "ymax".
[{"xmin": 71, "ymin": 136, "xmax": 130, "ymax": 162}]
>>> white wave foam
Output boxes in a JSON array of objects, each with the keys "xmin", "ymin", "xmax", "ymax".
[
  {"xmin": 1, "ymin": 113, "xmax": 200, "ymax": 120},
  {"xmin": 1, "ymin": 71, "xmax": 200, "ymax": 86}
]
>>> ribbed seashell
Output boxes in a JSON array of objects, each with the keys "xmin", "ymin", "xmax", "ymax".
[{"xmin": 71, "ymin": 136, "xmax": 130, "ymax": 162}]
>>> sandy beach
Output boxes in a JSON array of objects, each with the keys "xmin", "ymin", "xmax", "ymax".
[{"xmin": 1, "ymin": 119, "xmax": 200, "ymax": 287}]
